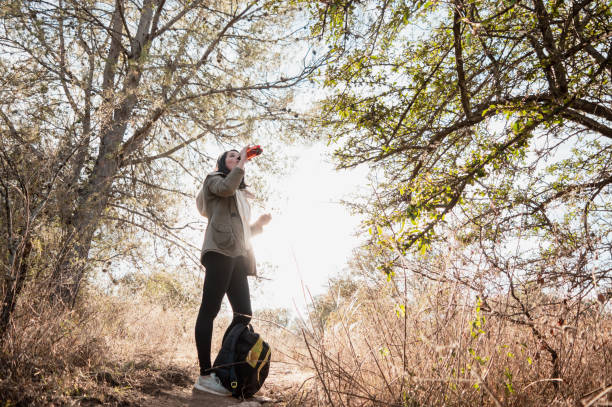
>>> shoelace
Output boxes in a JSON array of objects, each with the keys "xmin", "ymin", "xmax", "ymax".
[{"xmin": 210, "ymin": 374, "xmax": 223, "ymax": 386}]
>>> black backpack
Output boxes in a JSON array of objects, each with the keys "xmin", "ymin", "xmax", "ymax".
[{"xmin": 213, "ymin": 323, "xmax": 271, "ymax": 398}]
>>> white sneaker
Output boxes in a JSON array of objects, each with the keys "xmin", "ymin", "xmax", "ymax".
[{"xmin": 194, "ymin": 372, "xmax": 232, "ymax": 396}]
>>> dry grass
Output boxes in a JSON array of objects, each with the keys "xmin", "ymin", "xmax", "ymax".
[
  {"xmin": 0, "ymin": 283, "xmax": 198, "ymax": 405},
  {"xmin": 295, "ymin": 279, "xmax": 612, "ymax": 407},
  {"xmin": 2, "ymin": 272, "xmax": 609, "ymax": 407},
  {"xmin": 0, "ymin": 280, "xmax": 311, "ymax": 406}
]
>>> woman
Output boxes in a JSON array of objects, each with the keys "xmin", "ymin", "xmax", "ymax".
[{"xmin": 193, "ymin": 146, "xmax": 271, "ymax": 396}]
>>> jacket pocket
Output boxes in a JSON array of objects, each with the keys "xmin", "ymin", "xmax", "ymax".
[{"xmin": 212, "ymin": 222, "xmax": 235, "ymax": 249}]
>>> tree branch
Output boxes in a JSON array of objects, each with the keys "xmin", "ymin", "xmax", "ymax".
[
  {"xmin": 149, "ymin": 0, "xmax": 167, "ymax": 37},
  {"xmin": 116, "ymin": 0, "xmax": 134, "ymax": 47},
  {"xmin": 561, "ymin": 108, "xmax": 612, "ymax": 139},
  {"xmin": 130, "ymin": 0, "xmax": 154, "ymax": 57},
  {"xmin": 101, "ymin": 0, "xmax": 125, "ymax": 94},
  {"xmin": 122, "ymin": 121, "xmax": 242, "ymax": 167},
  {"xmin": 149, "ymin": 0, "xmax": 202, "ymax": 40},
  {"xmin": 57, "ymin": 0, "xmax": 81, "ymax": 115},
  {"xmin": 118, "ymin": 1, "xmax": 258, "ymax": 162},
  {"xmin": 533, "ymin": 0, "xmax": 568, "ymax": 93},
  {"xmin": 571, "ymin": 99, "xmax": 612, "ymax": 122},
  {"xmin": 453, "ymin": 0, "xmax": 472, "ymax": 118}
]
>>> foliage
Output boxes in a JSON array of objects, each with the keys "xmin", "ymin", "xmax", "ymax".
[
  {"xmin": 302, "ymin": 2, "xmax": 612, "ymax": 398},
  {"xmin": 117, "ymin": 270, "xmax": 200, "ymax": 308},
  {"xmin": 0, "ymin": 0, "xmax": 321, "ymax": 327},
  {"xmin": 309, "ymin": 0, "xmax": 612, "ymax": 328}
]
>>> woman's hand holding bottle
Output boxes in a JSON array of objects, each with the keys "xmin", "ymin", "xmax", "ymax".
[{"xmin": 237, "ymin": 146, "xmax": 249, "ymax": 169}]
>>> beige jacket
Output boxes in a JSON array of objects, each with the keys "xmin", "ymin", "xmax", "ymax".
[{"xmin": 196, "ymin": 167, "xmax": 262, "ymax": 276}]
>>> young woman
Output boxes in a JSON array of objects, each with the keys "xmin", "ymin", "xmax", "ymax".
[{"xmin": 193, "ymin": 146, "xmax": 271, "ymax": 395}]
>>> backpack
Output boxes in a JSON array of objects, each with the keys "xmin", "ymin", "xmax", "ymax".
[{"xmin": 213, "ymin": 323, "xmax": 271, "ymax": 399}]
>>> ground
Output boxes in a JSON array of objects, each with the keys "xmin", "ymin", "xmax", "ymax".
[{"xmin": 115, "ymin": 361, "xmax": 312, "ymax": 407}]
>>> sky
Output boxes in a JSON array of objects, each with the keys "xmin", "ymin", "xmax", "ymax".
[
  {"xmin": 245, "ymin": 142, "xmax": 370, "ymax": 314},
  {"xmin": 97, "ymin": 139, "xmax": 371, "ymax": 318}
]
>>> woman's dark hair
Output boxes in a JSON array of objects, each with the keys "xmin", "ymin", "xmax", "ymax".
[{"xmin": 216, "ymin": 150, "xmax": 247, "ymax": 189}]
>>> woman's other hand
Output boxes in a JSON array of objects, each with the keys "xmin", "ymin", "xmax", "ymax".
[{"xmin": 256, "ymin": 213, "xmax": 272, "ymax": 227}]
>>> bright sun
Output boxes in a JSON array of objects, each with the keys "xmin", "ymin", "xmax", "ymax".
[{"xmin": 249, "ymin": 143, "xmax": 369, "ymax": 313}]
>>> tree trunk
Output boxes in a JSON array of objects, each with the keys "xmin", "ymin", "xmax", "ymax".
[
  {"xmin": 0, "ymin": 239, "xmax": 32, "ymax": 342},
  {"xmin": 49, "ymin": 0, "xmax": 155, "ymax": 306}
]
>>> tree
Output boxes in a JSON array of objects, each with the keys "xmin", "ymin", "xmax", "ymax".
[
  {"xmin": 306, "ymin": 0, "xmax": 611, "ymax": 391},
  {"xmin": 0, "ymin": 0, "xmax": 321, "ymax": 323},
  {"xmin": 310, "ymin": 0, "xmax": 611, "ymax": 296}
]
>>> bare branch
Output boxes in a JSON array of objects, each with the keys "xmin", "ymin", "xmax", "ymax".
[
  {"xmin": 149, "ymin": 0, "xmax": 201, "ymax": 40},
  {"xmin": 561, "ymin": 108, "xmax": 612, "ymax": 139},
  {"xmin": 101, "ymin": 0, "xmax": 125, "ymax": 94},
  {"xmin": 453, "ymin": 0, "xmax": 472, "ymax": 118},
  {"xmin": 122, "ymin": 121, "xmax": 242, "ymax": 166},
  {"xmin": 118, "ymin": 1, "xmax": 258, "ymax": 161},
  {"xmin": 57, "ymin": 0, "xmax": 81, "ymax": 115},
  {"xmin": 116, "ymin": 0, "xmax": 134, "ymax": 46}
]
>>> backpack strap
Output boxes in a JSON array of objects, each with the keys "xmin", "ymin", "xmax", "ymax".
[{"xmin": 227, "ymin": 324, "xmax": 249, "ymax": 396}]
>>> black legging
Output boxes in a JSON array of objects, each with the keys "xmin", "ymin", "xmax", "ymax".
[{"xmin": 195, "ymin": 251, "xmax": 252, "ymax": 376}]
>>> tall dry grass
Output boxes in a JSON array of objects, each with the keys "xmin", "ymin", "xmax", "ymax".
[
  {"xmin": 3, "ymin": 267, "xmax": 608, "ymax": 406},
  {"xmin": 0, "ymin": 281, "xmax": 199, "ymax": 405},
  {"xmin": 296, "ymin": 277, "xmax": 611, "ymax": 406},
  {"xmin": 0, "ymin": 276, "xmax": 309, "ymax": 405}
]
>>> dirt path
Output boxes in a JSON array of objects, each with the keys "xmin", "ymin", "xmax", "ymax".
[{"xmin": 139, "ymin": 362, "xmax": 312, "ymax": 407}]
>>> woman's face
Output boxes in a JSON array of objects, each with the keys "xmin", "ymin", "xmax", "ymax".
[{"xmin": 225, "ymin": 150, "xmax": 240, "ymax": 170}]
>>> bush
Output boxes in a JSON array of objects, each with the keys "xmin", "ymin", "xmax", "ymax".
[{"xmin": 300, "ymin": 274, "xmax": 612, "ymax": 406}]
